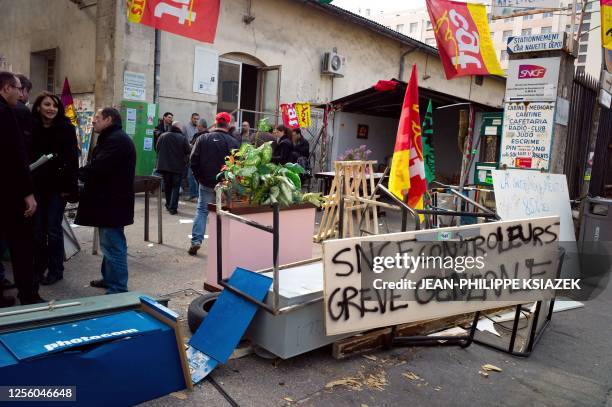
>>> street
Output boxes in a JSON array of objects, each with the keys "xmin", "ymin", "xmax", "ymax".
[{"xmin": 6, "ymin": 196, "xmax": 608, "ymax": 407}]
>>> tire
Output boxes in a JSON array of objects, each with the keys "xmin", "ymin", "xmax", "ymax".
[{"xmin": 187, "ymin": 292, "xmax": 221, "ymax": 333}]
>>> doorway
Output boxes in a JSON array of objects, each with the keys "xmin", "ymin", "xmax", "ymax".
[{"xmin": 216, "ymin": 54, "xmax": 281, "ymax": 131}]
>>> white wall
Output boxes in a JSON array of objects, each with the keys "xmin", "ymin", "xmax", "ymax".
[{"xmin": 331, "ymin": 112, "xmax": 399, "ymax": 167}]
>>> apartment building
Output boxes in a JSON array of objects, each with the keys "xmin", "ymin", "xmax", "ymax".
[{"xmin": 348, "ymin": 1, "xmax": 601, "ymax": 77}]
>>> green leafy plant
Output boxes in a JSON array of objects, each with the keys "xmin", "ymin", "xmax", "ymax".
[{"xmin": 218, "ymin": 142, "xmax": 324, "ymax": 207}]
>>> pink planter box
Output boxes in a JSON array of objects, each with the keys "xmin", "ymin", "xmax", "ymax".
[{"xmin": 205, "ymin": 204, "xmax": 316, "ymax": 291}]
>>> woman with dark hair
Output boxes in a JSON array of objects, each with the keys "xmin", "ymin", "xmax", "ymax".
[
  {"xmin": 271, "ymin": 124, "xmax": 294, "ymax": 165},
  {"xmin": 31, "ymin": 91, "xmax": 79, "ymax": 285},
  {"xmin": 291, "ymin": 128, "xmax": 310, "ymax": 168}
]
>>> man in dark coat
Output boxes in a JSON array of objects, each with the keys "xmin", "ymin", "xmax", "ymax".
[
  {"xmin": 75, "ymin": 108, "xmax": 136, "ymax": 294},
  {"xmin": 156, "ymin": 121, "xmax": 191, "ymax": 215},
  {"xmin": 14, "ymin": 74, "xmax": 33, "ymax": 160},
  {"xmin": 188, "ymin": 112, "xmax": 239, "ymax": 255},
  {"xmin": 0, "ymin": 71, "xmax": 42, "ymax": 306}
]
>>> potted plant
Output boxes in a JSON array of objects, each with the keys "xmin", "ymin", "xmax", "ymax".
[
  {"xmin": 217, "ymin": 141, "xmax": 322, "ymax": 207},
  {"xmin": 205, "ymin": 142, "xmax": 323, "ymax": 291}
]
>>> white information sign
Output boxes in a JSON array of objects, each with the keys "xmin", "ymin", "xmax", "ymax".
[
  {"xmin": 193, "ymin": 47, "xmax": 218, "ymax": 95},
  {"xmin": 507, "ymin": 33, "xmax": 564, "ymax": 54},
  {"xmin": 499, "ymin": 102, "xmax": 555, "ymax": 170},
  {"xmin": 123, "ymin": 71, "xmax": 146, "ymax": 101},
  {"xmin": 492, "ymin": 0, "xmax": 560, "ymax": 18},
  {"xmin": 123, "ymin": 86, "xmax": 146, "ymax": 101},
  {"xmin": 323, "ymin": 217, "xmax": 560, "ymax": 336},
  {"xmin": 505, "ymin": 57, "xmax": 560, "ymax": 102}
]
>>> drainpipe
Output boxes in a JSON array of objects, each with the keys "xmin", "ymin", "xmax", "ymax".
[
  {"xmin": 398, "ymin": 47, "xmax": 418, "ymax": 81},
  {"xmin": 153, "ymin": 29, "xmax": 161, "ymax": 103}
]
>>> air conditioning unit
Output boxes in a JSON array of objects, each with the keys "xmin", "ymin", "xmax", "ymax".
[{"xmin": 321, "ymin": 52, "xmax": 346, "ymax": 77}]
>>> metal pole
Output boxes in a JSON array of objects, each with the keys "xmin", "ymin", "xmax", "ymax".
[
  {"xmin": 157, "ymin": 185, "xmax": 163, "ymax": 244},
  {"xmin": 272, "ymin": 204, "xmax": 280, "ymax": 312},
  {"xmin": 144, "ymin": 190, "xmax": 150, "ymax": 241}
]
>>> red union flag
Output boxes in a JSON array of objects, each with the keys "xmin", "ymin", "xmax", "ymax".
[
  {"xmin": 389, "ymin": 65, "xmax": 426, "ymax": 212},
  {"xmin": 280, "ymin": 104, "xmax": 300, "ymax": 129},
  {"xmin": 425, "ymin": 0, "xmax": 504, "ymax": 79},
  {"xmin": 127, "ymin": 0, "xmax": 220, "ymax": 44}
]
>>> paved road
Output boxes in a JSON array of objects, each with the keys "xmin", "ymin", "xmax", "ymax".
[{"xmin": 4, "ymin": 196, "xmax": 610, "ymax": 406}]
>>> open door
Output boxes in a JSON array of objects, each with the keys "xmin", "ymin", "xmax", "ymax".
[{"xmin": 257, "ymin": 65, "xmax": 281, "ymax": 126}]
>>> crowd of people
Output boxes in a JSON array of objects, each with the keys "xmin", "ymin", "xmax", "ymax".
[
  {"xmin": 0, "ymin": 70, "xmax": 136, "ymax": 306},
  {"xmin": 0, "ymin": 69, "xmax": 311, "ymax": 307},
  {"xmin": 153, "ymin": 112, "xmax": 311, "ymax": 255}
]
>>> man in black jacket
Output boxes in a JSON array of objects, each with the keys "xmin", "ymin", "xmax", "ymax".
[
  {"xmin": 188, "ymin": 112, "xmax": 239, "ymax": 255},
  {"xmin": 156, "ymin": 121, "xmax": 191, "ymax": 215},
  {"xmin": 75, "ymin": 108, "xmax": 136, "ymax": 294},
  {"xmin": 14, "ymin": 74, "xmax": 33, "ymax": 160},
  {"xmin": 0, "ymin": 71, "xmax": 42, "ymax": 306}
]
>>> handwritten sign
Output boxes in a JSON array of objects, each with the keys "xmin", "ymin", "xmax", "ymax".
[
  {"xmin": 323, "ymin": 217, "xmax": 560, "ymax": 336},
  {"xmin": 492, "ymin": 170, "xmax": 574, "ymax": 242}
]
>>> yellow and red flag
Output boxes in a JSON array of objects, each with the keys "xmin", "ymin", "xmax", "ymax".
[
  {"xmin": 603, "ymin": 0, "xmax": 612, "ymax": 50},
  {"xmin": 389, "ymin": 65, "xmax": 427, "ymax": 211},
  {"xmin": 61, "ymin": 77, "xmax": 78, "ymax": 127},
  {"xmin": 425, "ymin": 0, "xmax": 504, "ymax": 79},
  {"xmin": 127, "ymin": 0, "xmax": 220, "ymax": 44}
]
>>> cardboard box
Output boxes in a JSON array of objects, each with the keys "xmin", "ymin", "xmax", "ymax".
[{"xmin": 0, "ymin": 310, "xmax": 186, "ymax": 406}]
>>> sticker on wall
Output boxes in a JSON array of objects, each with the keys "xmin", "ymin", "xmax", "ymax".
[{"xmin": 144, "ymin": 137, "xmax": 154, "ymax": 151}]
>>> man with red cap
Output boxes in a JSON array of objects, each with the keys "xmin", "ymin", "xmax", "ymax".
[{"xmin": 188, "ymin": 112, "xmax": 239, "ymax": 255}]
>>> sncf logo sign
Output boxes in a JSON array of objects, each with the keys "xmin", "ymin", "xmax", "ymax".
[{"xmin": 518, "ymin": 65, "xmax": 547, "ymax": 79}]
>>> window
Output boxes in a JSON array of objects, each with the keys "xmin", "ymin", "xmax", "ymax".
[
  {"xmin": 366, "ymin": 9, "xmax": 370, "ymax": 16},
  {"xmin": 502, "ymin": 30, "xmax": 513, "ymax": 41},
  {"xmin": 576, "ymin": 3, "xmax": 582, "ymax": 11},
  {"xmin": 581, "ymin": 23, "xmax": 590, "ymax": 31},
  {"xmin": 543, "ymin": 12, "xmax": 553, "ymax": 18},
  {"xmin": 500, "ymin": 50, "xmax": 509, "ymax": 61},
  {"xmin": 521, "ymin": 28, "xmax": 532, "ymax": 35},
  {"xmin": 585, "ymin": 2, "xmax": 592, "ymax": 11},
  {"xmin": 541, "ymin": 26, "xmax": 552, "ymax": 34},
  {"xmin": 576, "ymin": 66, "xmax": 585, "ymax": 74},
  {"xmin": 583, "ymin": 12, "xmax": 591, "ymax": 21},
  {"xmin": 581, "ymin": 33, "xmax": 589, "ymax": 41},
  {"xmin": 396, "ymin": 24, "xmax": 404, "ymax": 33},
  {"xmin": 579, "ymin": 44, "xmax": 588, "ymax": 53},
  {"xmin": 425, "ymin": 38, "xmax": 437, "ymax": 46},
  {"xmin": 523, "ymin": 14, "xmax": 533, "ymax": 20},
  {"xmin": 426, "ymin": 21, "xmax": 432, "ymax": 29},
  {"xmin": 577, "ymin": 54, "xmax": 587, "ymax": 63},
  {"xmin": 410, "ymin": 22, "xmax": 418, "ymax": 33}
]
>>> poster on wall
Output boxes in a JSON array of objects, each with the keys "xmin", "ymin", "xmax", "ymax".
[
  {"xmin": 505, "ymin": 57, "xmax": 560, "ymax": 102},
  {"xmin": 193, "ymin": 47, "xmax": 218, "ymax": 95},
  {"xmin": 499, "ymin": 102, "xmax": 555, "ymax": 171}
]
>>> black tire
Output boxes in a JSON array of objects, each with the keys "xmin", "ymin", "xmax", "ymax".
[{"xmin": 187, "ymin": 292, "xmax": 221, "ymax": 333}]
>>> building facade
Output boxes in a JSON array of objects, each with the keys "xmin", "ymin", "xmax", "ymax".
[{"xmin": 0, "ymin": 0, "xmax": 506, "ymax": 168}]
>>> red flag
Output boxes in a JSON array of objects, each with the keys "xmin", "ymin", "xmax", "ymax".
[
  {"xmin": 389, "ymin": 65, "xmax": 426, "ymax": 210},
  {"xmin": 127, "ymin": 0, "xmax": 220, "ymax": 44},
  {"xmin": 280, "ymin": 103, "xmax": 300, "ymax": 129},
  {"xmin": 425, "ymin": 0, "xmax": 503, "ymax": 79},
  {"xmin": 61, "ymin": 78, "xmax": 78, "ymax": 127}
]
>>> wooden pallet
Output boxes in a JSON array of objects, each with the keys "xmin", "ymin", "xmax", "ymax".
[{"xmin": 314, "ymin": 161, "xmax": 379, "ymax": 242}]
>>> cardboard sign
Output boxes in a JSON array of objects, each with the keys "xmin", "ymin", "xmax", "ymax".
[
  {"xmin": 492, "ymin": 170, "xmax": 575, "ymax": 242},
  {"xmin": 323, "ymin": 217, "xmax": 560, "ymax": 336},
  {"xmin": 505, "ymin": 57, "xmax": 560, "ymax": 102}
]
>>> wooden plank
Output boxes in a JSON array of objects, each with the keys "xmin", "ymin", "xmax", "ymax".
[{"xmin": 332, "ymin": 306, "xmax": 513, "ymax": 360}]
